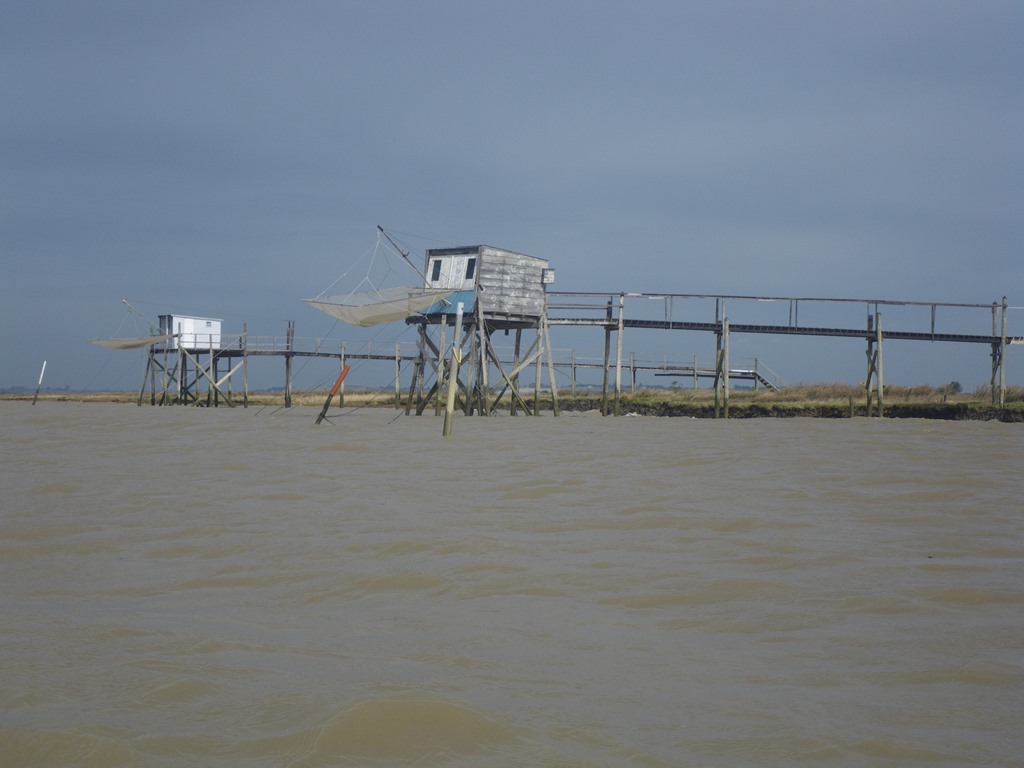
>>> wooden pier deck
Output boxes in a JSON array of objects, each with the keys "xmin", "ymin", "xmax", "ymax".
[{"xmin": 134, "ymin": 290, "xmax": 1019, "ymax": 414}]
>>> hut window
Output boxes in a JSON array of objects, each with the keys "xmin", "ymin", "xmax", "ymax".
[
  {"xmin": 465, "ymin": 258, "xmax": 476, "ymax": 280},
  {"xmin": 430, "ymin": 260, "xmax": 442, "ymax": 282}
]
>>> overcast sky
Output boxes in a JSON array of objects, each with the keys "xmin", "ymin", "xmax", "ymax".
[{"xmin": 3, "ymin": 0, "xmax": 1022, "ymax": 392}]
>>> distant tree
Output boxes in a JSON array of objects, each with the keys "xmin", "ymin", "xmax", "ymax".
[{"xmin": 946, "ymin": 381, "xmax": 962, "ymax": 394}]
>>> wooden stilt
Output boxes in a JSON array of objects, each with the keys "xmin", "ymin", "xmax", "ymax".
[
  {"xmin": 601, "ymin": 297, "xmax": 612, "ymax": 416},
  {"xmin": 464, "ymin": 324, "xmax": 477, "ymax": 415},
  {"xmin": 180, "ymin": 349, "xmax": 235, "ymax": 407},
  {"xmin": 394, "ymin": 342, "xmax": 402, "ymax": 409},
  {"xmin": 149, "ymin": 347, "xmax": 157, "ymax": 405},
  {"xmin": 435, "ymin": 314, "xmax": 448, "ymax": 416},
  {"xmin": 242, "ymin": 323, "xmax": 249, "ymax": 408},
  {"xmin": 137, "ymin": 353, "xmax": 150, "ymax": 406},
  {"xmin": 475, "ymin": 298, "xmax": 490, "ymax": 416},
  {"xmin": 405, "ymin": 355, "xmax": 422, "ymax": 416},
  {"xmin": 339, "ymin": 340, "xmax": 346, "ymax": 408},
  {"xmin": 570, "ymin": 350, "xmax": 577, "ymax": 400},
  {"xmin": 443, "ymin": 303, "xmax": 465, "ymax": 437},
  {"xmin": 865, "ymin": 311, "xmax": 876, "ymax": 416},
  {"xmin": 485, "ymin": 339, "xmax": 537, "ymax": 415},
  {"xmin": 177, "ymin": 327, "xmax": 186, "ymax": 405},
  {"xmin": 999, "ymin": 297, "xmax": 1007, "ymax": 409},
  {"xmin": 875, "ymin": 312, "xmax": 884, "ymax": 417},
  {"xmin": 208, "ymin": 335, "xmax": 216, "ymax": 407},
  {"xmin": 284, "ymin": 320, "xmax": 294, "ymax": 408},
  {"xmin": 543, "ymin": 313, "xmax": 559, "ymax": 417},
  {"xmin": 511, "ymin": 328, "xmax": 522, "ymax": 415},
  {"xmin": 723, "ymin": 318, "xmax": 730, "ymax": 419},
  {"xmin": 614, "ymin": 293, "xmax": 624, "ymax": 417},
  {"xmin": 713, "ymin": 318, "xmax": 724, "ymax": 418},
  {"xmin": 533, "ymin": 328, "xmax": 543, "ymax": 416}
]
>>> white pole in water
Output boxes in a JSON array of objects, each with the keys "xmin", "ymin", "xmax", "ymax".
[
  {"xmin": 443, "ymin": 303, "xmax": 465, "ymax": 438},
  {"xmin": 32, "ymin": 361, "xmax": 47, "ymax": 404}
]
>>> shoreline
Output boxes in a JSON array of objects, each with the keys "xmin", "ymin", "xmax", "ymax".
[{"xmin": 6, "ymin": 391, "xmax": 1022, "ymax": 422}]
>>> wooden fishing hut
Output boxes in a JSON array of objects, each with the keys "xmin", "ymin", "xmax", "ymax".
[{"xmin": 404, "ymin": 245, "xmax": 559, "ymax": 417}]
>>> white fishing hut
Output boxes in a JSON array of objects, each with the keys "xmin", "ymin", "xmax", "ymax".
[
  {"xmin": 405, "ymin": 244, "xmax": 558, "ymax": 417},
  {"xmin": 158, "ymin": 314, "xmax": 223, "ymax": 350}
]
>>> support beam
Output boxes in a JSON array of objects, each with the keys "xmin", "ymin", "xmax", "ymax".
[
  {"xmin": 511, "ymin": 328, "xmax": 522, "ymax": 416},
  {"xmin": 435, "ymin": 313, "xmax": 448, "ymax": 416},
  {"xmin": 475, "ymin": 298, "xmax": 490, "ymax": 416},
  {"xmin": 180, "ymin": 348, "xmax": 235, "ymax": 407},
  {"xmin": 137, "ymin": 353, "xmax": 151, "ymax": 406}
]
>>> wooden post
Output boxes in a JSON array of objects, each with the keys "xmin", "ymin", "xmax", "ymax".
[
  {"xmin": 406, "ymin": 325, "xmax": 426, "ymax": 415},
  {"xmin": 137, "ymin": 354, "xmax": 149, "ymax": 406},
  {"xmin": 999, "ymin": 297, "xmax": 1007, "ymax": 410},
  {"xmin": 394, "ymin": 342, "xmax": 402, "ymax": 409},
  {"xmin": 865, "ymin": 311, "xmax": 875, "ymax": 416},
  {"xmin": 876, "ymin": 312, "xmax": 884, "ymax": 418},
  {"xmin": 339, "ymin": 340, "xmax": 346, "ymax": 408},
  {"xmin": 177, "ymin": 323, "xmax": 185, "ymax": 405},
  {"xmin": 149, "ymin": 347, "xmax": 157, "ymax": 405},
  {"xmin": 284, "ymin": 320, "xmax": 294, "ymax": 408},
  {"xmin": 242, "ymin": 323, "xmax": 249, "ymax": 408},
  {"xmin": 544, "ymin": 314, "xmax": 560, "ymax": 417},
  {"xmin": 208, "ymin": 334, "xmax": 216, "ymax": 407},
  {"xmin": 723, "ymin": 318, "xmax": 730, "ymax": 419},
  {"xmin": 614, "ymin": 293, "xmax": 624, "ymax": 417},
  {"xmin": 570, "ymin": 350, "xmax": 577, "ymax": 400},
  {"xmin": 601, "ymin": 298, "xmax": 612, "ymax": 416},
  {"xmin": 475, "ymin": 299, "xmax": 490, "ymax": 416},
  {"xmin": 510, "ymin": 328, "xmax": 523, "ymax": 415},
  {"xmin": 533, "ymin": 329, "xmax": 542, "ymax": 416},
  {"xmin": 406, "ymin": 355, "xmax": 422, "ymax": 416},
  {"xmin": 435, "ymin": 314, "xmax": 448, "ymax": 416},
  {"xmin": 443, "ymin": 303, "xmax": 465, "ymax": 437},
  {"xmin": 713, "ymin": 325, "xmax": 723, "ymax": 418},
  {"xmin": 629, "ymin": 351, "xmax": 636, "ymax": 395},
  {"xmin": 434, "ymin": 315, "xmax": 446, "ymax": 417}
]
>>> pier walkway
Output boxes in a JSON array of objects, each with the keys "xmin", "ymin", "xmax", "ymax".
[{"xmin": 133, "ymin": 291, "xmax": 1018, "ymax": 414}]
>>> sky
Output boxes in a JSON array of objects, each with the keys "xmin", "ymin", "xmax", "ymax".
[{"xmin": 2, "ymin": 0, "xmax": 1022, "ymax": 393}]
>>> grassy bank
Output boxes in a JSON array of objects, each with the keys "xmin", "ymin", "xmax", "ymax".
[{"xmin": 7, "ymin": 383, "xmax": 1023, "ymax": 421}]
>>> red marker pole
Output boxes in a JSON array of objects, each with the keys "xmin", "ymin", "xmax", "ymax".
[{"xmin": 315, "ymin": 365, "xmax": 350, "ymax": 424}]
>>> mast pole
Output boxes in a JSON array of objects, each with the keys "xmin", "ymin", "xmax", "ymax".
[{"xmin": 377, "ymin": 225, "xmax": 428, "ymax": 284}]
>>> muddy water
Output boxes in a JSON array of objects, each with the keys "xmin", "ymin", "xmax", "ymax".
[{"xmin": 1, "ymin": 402, "xmax": 1021, "ymax": 767}]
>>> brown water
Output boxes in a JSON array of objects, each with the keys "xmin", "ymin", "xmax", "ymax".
[{"xmin": 1, "ymin": 402, "xmax": 1022, "ymax": 767}]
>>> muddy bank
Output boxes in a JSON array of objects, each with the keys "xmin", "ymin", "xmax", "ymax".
[{"xmin": 549, "ymin": 398, "xmax": 1023, "ymax": 422}]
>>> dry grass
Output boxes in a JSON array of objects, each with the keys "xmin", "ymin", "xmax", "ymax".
[
  {"xmin": 625, "ymin": 382, "xmax": 1024, "ymax": 405},
  {"xmin": 8, "ymin": 383, "xmax": 1023, "ymax": 412}
]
